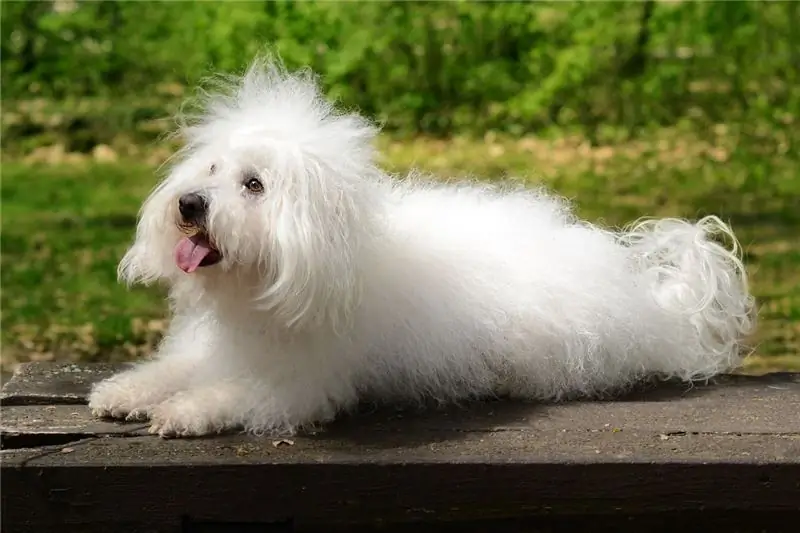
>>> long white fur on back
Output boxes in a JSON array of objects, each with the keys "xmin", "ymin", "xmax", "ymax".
[{"xmin": 89, "ymin": 57, "xmax": 757, "ymax": 438}]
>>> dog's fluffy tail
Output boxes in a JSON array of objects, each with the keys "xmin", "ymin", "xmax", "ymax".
[{"xmin": 621, "ymin": 216, "xmax": 756, "ymax": 380}]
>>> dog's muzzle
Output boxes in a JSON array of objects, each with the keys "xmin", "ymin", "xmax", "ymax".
[
  {"xmin": 174, "ymin": 192, "xmax": 221, "ymax": 273},
  {"xmin": 178, "ymin": 192, "xmax": 208, "ymax": 226}
]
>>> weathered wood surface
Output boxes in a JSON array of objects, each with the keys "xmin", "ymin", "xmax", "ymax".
[
  {"xmin": 0, "ymin": 361, "xmax": 123, "ymax": 406},
  {"xmin": 1, "ymin": 362, "xmax": 799, "ymax": 532}
]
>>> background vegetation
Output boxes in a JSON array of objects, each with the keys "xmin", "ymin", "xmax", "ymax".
[{"xmin": 2, "ymin": 0, "xmax": 798, "ymax": 374}]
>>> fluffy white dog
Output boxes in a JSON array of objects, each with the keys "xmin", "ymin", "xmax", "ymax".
[{"xmin": 89, "ymin": 57, "xmax": 756, "ymax": 438}]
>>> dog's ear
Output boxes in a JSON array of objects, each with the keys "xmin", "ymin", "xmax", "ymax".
[
  {"xmin": 254, "ymin": 161, "xmax": 374, "ymax": 333},
  {"xmin": 118, "ymin": 241, "xmax": 156, "ymax": 286},
  {"xmin": 118, "ymin": 184, "xmax": 179, "ymax": 286}
]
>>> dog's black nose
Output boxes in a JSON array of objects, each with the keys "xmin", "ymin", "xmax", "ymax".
[{"xmin": 178, "ymin": 192, "xmax": 208, "ymax": 223}]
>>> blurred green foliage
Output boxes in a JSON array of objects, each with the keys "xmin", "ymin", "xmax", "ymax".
[{"xmin": 2, "ymin": 0, "xmax": 798, "ymax": 139}]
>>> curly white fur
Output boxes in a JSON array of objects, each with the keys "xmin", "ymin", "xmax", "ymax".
[{"xmin": 89, "ymin": 57, "xmax": 756, "ymax": 438}]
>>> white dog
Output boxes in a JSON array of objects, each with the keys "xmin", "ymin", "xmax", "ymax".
[{"xmin": 89, "ymin": 57, "xmax": 756, "ymax": 438}]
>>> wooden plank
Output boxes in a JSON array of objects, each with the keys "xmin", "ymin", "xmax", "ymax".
[
  {"xmin": 1, "ymin": 362, "xmax": 799, "ymax": 533},
  {"xmin": 3, "ymin": 425, "xmax": 800, "ymax": 464},
  {"xmin": 2, "ymin": 457, "xmax": 799, "ymax": 532},
  {"xmin": 2, "ymin": 363, "xmax": 798, "ymax": 434},
  {"xmin": 0, "ymin": 405, "xmax": 149, "ymax": 448},
  {"xmin": 0, "ymin": 362, "xmax": 125, "ymax": 406}
]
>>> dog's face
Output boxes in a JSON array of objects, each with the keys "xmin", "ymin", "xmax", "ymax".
[
  {"xmin": 170, "ymin": 154, "xmax": 276, "ymax": 276},
  {"xmin": 118, "ymin": 57, "xmax": 380, "ymax": 330},
  {"xmin": 118, "ymin": 148, "xmax": 275, "ymax": 285},
  {"xmin": 122, "ymin": 140, "xmax": 350, "ymax": 284}
]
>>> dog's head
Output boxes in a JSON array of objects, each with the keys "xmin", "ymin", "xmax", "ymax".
[{"xmin": 120, "ymin": 57, "xmax": 381, "ymax": 330}]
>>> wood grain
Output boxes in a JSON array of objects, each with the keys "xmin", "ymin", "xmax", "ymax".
[{"xmin": 2, "ymin": 362, "xmax": 799, "ymax": 533}]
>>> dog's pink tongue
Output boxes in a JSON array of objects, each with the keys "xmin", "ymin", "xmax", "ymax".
[{"xmin": 175, "ymin": 235, "xmax": 212, "ymax": 273}]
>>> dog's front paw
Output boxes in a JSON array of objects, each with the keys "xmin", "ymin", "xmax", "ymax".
[
  {"xmin": 88, "ymin": 371, "xmax": 172, "ymax": 422},
  {"xmin": 148, "ymin": 394, "xmax": 229, "ymax": 438},
  {"xmin": 88, "ymin": 380, "xmax": 150, "ymax": 421}
]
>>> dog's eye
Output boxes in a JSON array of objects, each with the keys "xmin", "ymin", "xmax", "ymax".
[
  {"xmin": 243, "ymin": 174, "xmax": 264, "ymax": 194},
  {"xmin": 209, "ymin": 164, "xmax": 217, "ymax": 175}
]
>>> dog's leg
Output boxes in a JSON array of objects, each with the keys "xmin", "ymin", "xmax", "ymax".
[
  {"xmin": 88, "ymin": 354, "xmax": 204, "ymax": 421},
  {"xmin": 147, "ymin": 372, "xmax": 353, "ymax": 438},
  {"xmin": 88, "ymin": 316, "xmax": 212, "ymax": 421}
]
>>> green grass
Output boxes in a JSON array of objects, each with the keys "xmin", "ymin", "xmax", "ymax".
[
  {"xmin": 1, "ymin": 162, "xmax": 168, "ymax": 366},
  {"xmin": 2, "ymin": 131, "xmax": 799, "ymax": 374}
]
